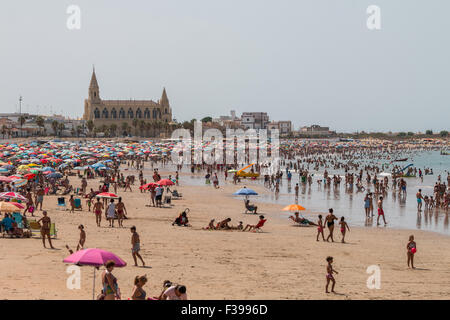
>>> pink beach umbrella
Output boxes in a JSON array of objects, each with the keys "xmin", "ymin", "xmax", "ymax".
[
  {"xmin": 0, "ymin": 192, "xmax": 28, "ymax": 202},
  {"xmin": 63, "ymin": 248, "xmax": 127, "ymax": 300}
]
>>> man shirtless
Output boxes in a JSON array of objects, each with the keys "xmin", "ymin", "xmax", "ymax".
[
  {"xmin": 93, "ymin": 198, "xmax": 104, "ymax": 227},
  {"xmin": 24, "ymin": 189, "xmax": 34, "ymax": 216},
  {"xmin": 131, "ymin": 226, "xmax": 145, "ymax": 267},
  {"xmin": 77, "ymin": 224, "xmax": 86, "ymax": 251},
  {"xmin": 416, "ymin": 189, "xmax": 424, "ymax": 211},
  {"xmin": 116, "ymin": 197, "xmax": 127, "ymax": 227},
  {"xmin": 37, "ymin": 211, "xmax": 54, "ymax": 249},
  {"xmin": 377, "ymin": 196, "xmax": 387, "ymax": 225}
]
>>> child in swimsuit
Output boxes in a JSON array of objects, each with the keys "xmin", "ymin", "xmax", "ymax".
[
  {"xmin": 339, "ymin": 216, "xmax": 350, "ymax": 243},
  {"xmin": 325, "ymin": 256, "xmax": 338, "ymax": 293},
  {"xmin": 407, "ymin": 235, "xmax": 417, "ymax": 269},
  {"xmin": 316, "ymin": 215, "xmax": 325, "ymax": 241}
]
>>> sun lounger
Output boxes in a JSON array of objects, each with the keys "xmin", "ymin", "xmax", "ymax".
[
  {"xmin": 57, "ymin": 197, "xmax": 66, "ymax": 210},
  {"xmin": 29, "ymin": 221, "xmax": 57, "ymax": 238}
]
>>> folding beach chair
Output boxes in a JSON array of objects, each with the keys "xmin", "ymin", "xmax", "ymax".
[
  {"xmin": 74, "ymin": 198, "xmax": 82, "ymax": 211},
  {"xmin": 50, "ymin": 223, "xmax": 57, "ymax": 238},
  {"xmin": 29, "ymin": 221, "xmax": 41, "ymax": 238},
  {"xmin": 57, "ymin": 197, "xmax": 66, "ymax": 210},
  {"xmin": 12, "ymin": 213, "xmax": 24, "ymax": 229}
]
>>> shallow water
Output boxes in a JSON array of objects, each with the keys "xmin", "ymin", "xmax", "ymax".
[{"xmin": 145, "ymin": 150, "xmax": 450, "ymax": 236}]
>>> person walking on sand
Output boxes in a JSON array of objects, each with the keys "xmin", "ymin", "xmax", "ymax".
[
  {"xmin": 407, "ymin": 235, "xmax": 417, "ymax": 269},
  {"xmin": 37, "ymin": 211, "xmax": 54, "ymax": 249},
  {"xmin": 377, "ymin": 196, "xmax": 387, "ymax": 226},
  {"xmin": 77, "ymin": 224, "xmax": 86, "ymax": 251},
  {"xmin": 339, "ymin": 217, "xmax": 350, "ymax": 243},
  {"xmin": 325, "ymin": 256, "xmax": 338, "ymax": 293},
  {"xmin": 131, "ymin": 226, "xmax": 146, "ymax": 267},
  {"xmin": 325, "ymin": 208, "xmax": 338, "ymax": 242},
  {"xmin": 116, "ymin": 197, "xmax": 127, "ymax": 227},
  {"xmin": 106, "ymin": 199, "xmax": 116, "ymax": 227},
  {"xmin": 316, "ymin": 214, "xmax": 325, "ymax": 241},
  {"xmin": 93, "ymin": 197, "xmax": 104, "ymax": 227}
]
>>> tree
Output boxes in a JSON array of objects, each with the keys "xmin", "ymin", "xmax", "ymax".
[
  {"xmin": 440, "ymin": 130, "xmax": 449, "ymax": 137},
  {"xmin": 425, "ymin": 130, "xmax": 433, "ymax": 135},
  {"xmin": 110, "ymin": 124, "xmax": 117, "ymax": 137},
  {"xmin": 397, "ymin": 132, "xmax": 406, "ymax": 137},
  {"xmin": 201, "ymin": 116, "xmax": 212, "ymax": 123},
  {"xmin": 35, "ymin": 116, "xmax": 45, "ymax": 135},
  {"xmin": 86, "ymin": 120, "xmax": 94, "ymax": 136},
  {"xmin": 139, "ymin": 120, "xmax": 146, "ymax": 137},
  {"xmin": 51, "ymin": 120, "xmax": 59, "ymax": 136},
  {"xmin": 76, "ymin": 125, "xmax": 83, "ymax": 137},
  {"xmin": 407, "ymin": 132, "xmax": 414, "ymax": 136},
  {"xmin": 121, "ymin": 122, "xmax": 129, "ymax": 136},
  {"xmin": 132, "ymin": 118, "xmax": 138, "ymax": 136},
  {"xmin": 58, "ymin": 123, "xmax": 65, "ymax": 137}
]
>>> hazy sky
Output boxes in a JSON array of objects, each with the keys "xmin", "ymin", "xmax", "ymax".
[{"xmin": 0, "ymin": 0, "xmax": 449, "ymax": 132}]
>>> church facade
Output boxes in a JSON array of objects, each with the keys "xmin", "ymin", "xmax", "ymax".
[{"xmin": 83, "ymin": 69, "xmax": 172, "ymax": 127}]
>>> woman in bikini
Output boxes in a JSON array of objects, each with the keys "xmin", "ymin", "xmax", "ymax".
[
  {"xmin": 325, "ymin": 208, "xmax": 338, "ymax": 242},
  {"xmin": 131, "ymin": 275, "xmax": 148, "ymax": 300},
  {"xmin": 101, "ymin": 260, "xmax": 120, "ymax": 300}
]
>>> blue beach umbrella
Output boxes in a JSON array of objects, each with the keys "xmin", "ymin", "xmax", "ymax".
[{"xmin": 233, "ymin": 187, "xmax": 258, "ymax": 196}]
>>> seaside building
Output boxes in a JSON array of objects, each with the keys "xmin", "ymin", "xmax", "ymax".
[
  {"xmin": 241, "ymin": 112, "xmax": 269, "ymax": 130},
  {"xmin": 299, "ymin": 125, "xmax": 333, "ymax": 136},
  {"xmin": 82, "ymin": 68, "xmax": 172, "ymax": 128},
  {"xmin": 267, "ymin": 121, "xmax": 292, "ymax": 136}
]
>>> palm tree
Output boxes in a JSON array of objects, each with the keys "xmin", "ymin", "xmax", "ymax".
[
  {"xmin": 121, "ymin": 122, "xmax": 129, "ymax": 136},
  {"xmin": 132, "ymin": 118, "xmax": 139, "ymax": 136},
  {"xmin": 57, "ymin": 123, "xmax": 65, "ymax": 137},
  {"xmin": 110, "ymin": 124, "xmax": 117, "ymax": 137},
  {"xmin": 86, "ymin": 120, "xmax": 94, "ymax": 136},
  {"xmin": 139, "ymin": 120, "xmax": 146, "ymax": 137},
  {"xmin": 51, "ymin": 120, "xmax": 59, "ymax": 136},
  {"xmin": 35, "ymin": 116, "xmax": 44, "ymax": 136},
  {"xmin": 76, "ymin": 125, "xmax": 83, "ymax": 137},
  {"xmin": 1, "ymin": 125, "xmax": 6, "ymax": 139}
]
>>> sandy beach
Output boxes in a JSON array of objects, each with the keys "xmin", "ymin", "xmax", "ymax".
[{"xmin": 1, "ymin": 167, "xmax": 450, "ymax": 300}]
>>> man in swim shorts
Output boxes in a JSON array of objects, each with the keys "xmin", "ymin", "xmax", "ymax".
[
  {"xmin": 93, "ymin": 197, "xmax": 104, "ymax": 227},
  {"xmin": 131, "ymin": 226, "xmax": 146, "ymax": 267}
]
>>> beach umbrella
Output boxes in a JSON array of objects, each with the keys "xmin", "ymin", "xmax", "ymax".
[
  {"xmin": 96, "ymin": 192, "xmax": 119, "ymax": 199},
  {"xmin": 63, "ymin": 248, "xmax": 127, "ymax": 300},
  {"xmin": 0, "ymin": 192, "xmax": 27, "ymax": 202},
  {"xmin": 0, "ymin": 202, "xmax": 22, "ymax": 212},
  {"xmin": 282, "ymin": 204, "xmax": 306, "ymax": 211},
  {"xmin": 227, "ymin": 169, "xmax": 238, "ymax": 173},
  {"xmin": 46, "ymin": 172, "xmax": 63, "ymax": 179},
  {"xmin": 157, "ymin": 179, "xmax": 175, "ymax": 186},
  {"xmin": 233, "ymin": 187, "xmax": 258, "ymax": 196},
  {"xmin": 10, "ymin": 179, "xmax": 28, "ymax": 188},
  {"xmin": 139, "ymin": 182, "xmax": 159, "ymax": 190},
  {"xmin": 0, "ymin": 176, "xmax": 13, "ymax": 183},
  {"xmin": 23, "ymin": 173, "xmax": 36, "ymax": 180}
]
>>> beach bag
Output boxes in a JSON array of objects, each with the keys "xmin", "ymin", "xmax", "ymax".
[{"xmin": 28, "ymin": 206, "xmax": 35, "ymax": 214}]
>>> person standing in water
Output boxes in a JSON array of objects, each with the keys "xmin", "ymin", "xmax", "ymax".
[
  {"xmin": 416, "ymin": 189, "xmax": 424, "ymax": 211},
  {"xmin": 325, "ymin": 208, "xmax": 338, "ymax": 242},
  {"xmin": 377, "ymin": 196, "xmax": 387, "ymax": 226}
]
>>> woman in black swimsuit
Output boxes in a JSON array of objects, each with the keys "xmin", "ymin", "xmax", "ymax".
[{"xmin": 325, "ymin": 208, "xmax": 338, "ymax": 242}]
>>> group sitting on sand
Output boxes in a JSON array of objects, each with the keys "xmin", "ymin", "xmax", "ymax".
[{"xmin": 202, "ymin": 215, "xmax": 266, "ymax": 232}]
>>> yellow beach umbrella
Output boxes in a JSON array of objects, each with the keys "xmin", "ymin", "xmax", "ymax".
[
  {"xmin": 0, "ymin": 202, "xmax": 21, "ymax": 213},
  {"xmin": 282, "ymin": 204, "xmax": 306, "ymax": 211}
]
